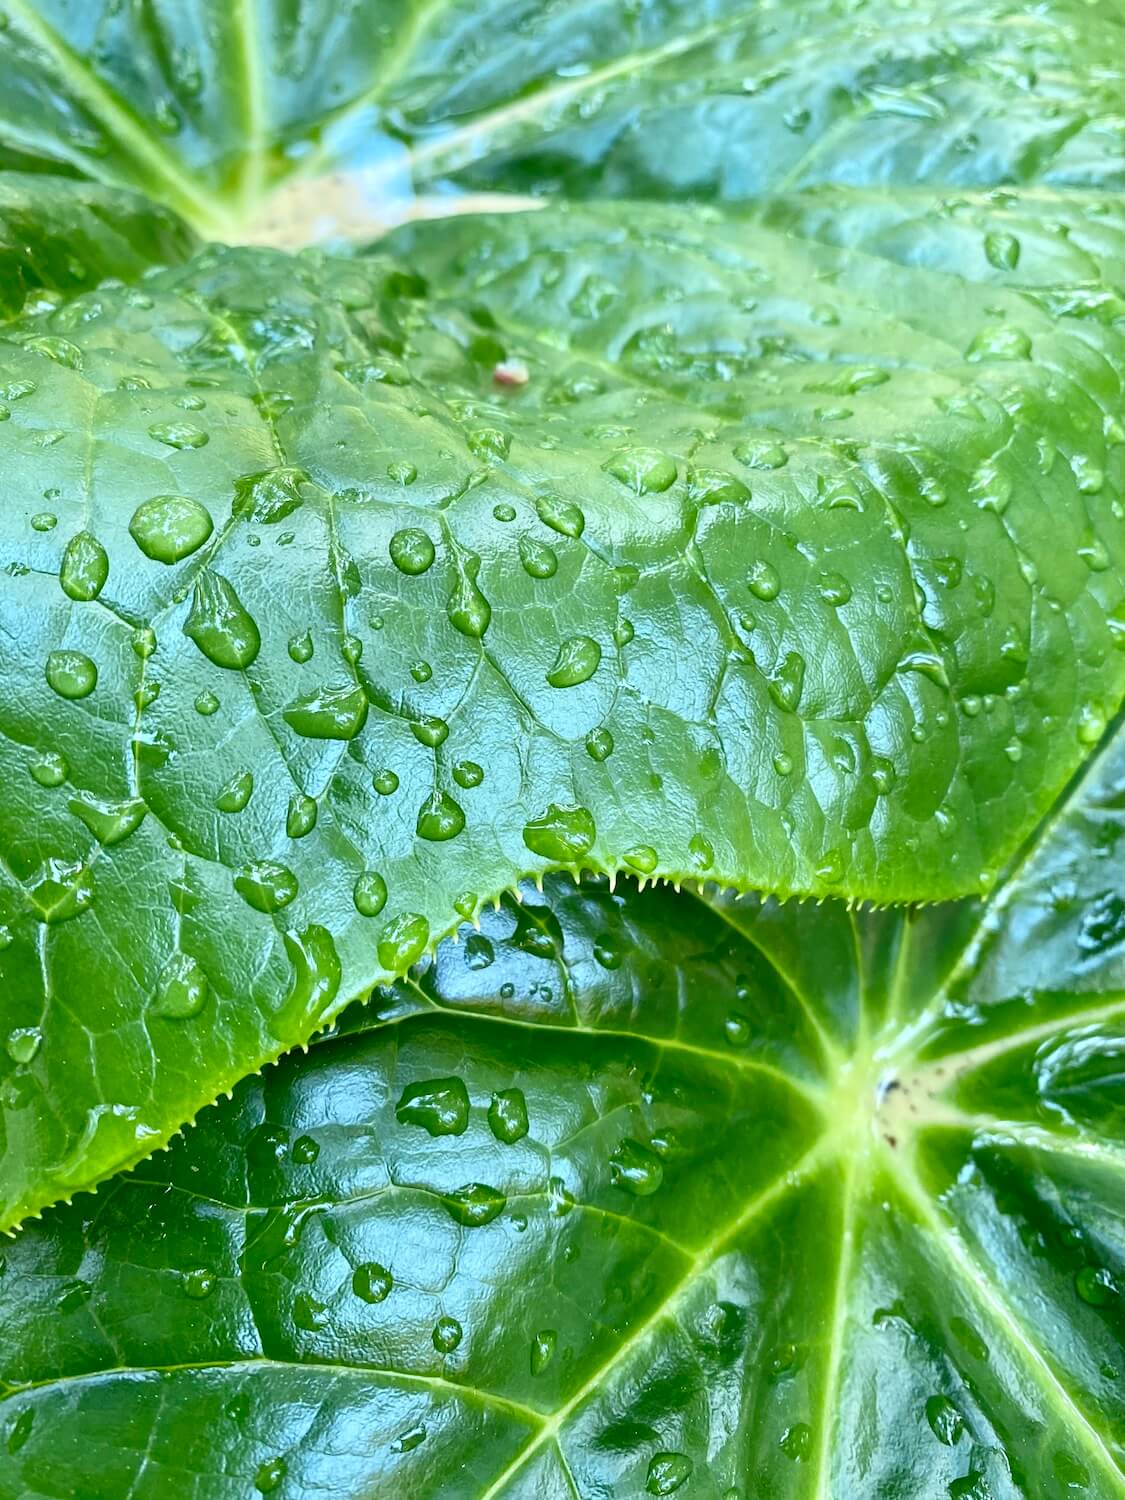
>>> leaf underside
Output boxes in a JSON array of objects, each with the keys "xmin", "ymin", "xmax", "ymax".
[{"xmin": 0, "ymin": 0, "xmax": 1122, "ymax": 1492}]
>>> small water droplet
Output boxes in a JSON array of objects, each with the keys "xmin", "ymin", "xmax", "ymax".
[
  {"xmin": 925, "ymin": 1394, "xmax": 964, "ymax": 1446},
  {"xmin": 194, "ymin": 690, "xmax": 220, "ymax": 715},
  {"xmin": 373, "ymin": 769, "xmax": 400, "ymax": 796},
  {"xmin": 966, "ymin": 325, "xmax": 1031, "ymax": 362},
  {"xmin": 780, "ymin": 1423, "xmax": 812, "ymax": 1461},
  {"xmin": 585, "ymin": 726, "xmax": 614, "ymax": 762},
  {"xmin": 410, "ymin": 716, "xmax": 449, "ymax": 749},
  {"xmin": 416, "ymin": 791, "xmax": 465, "ymax": 842},
  {"xmin": 531, "ymin": 1328, "xmax": 557, "ymax": 1375},
  {"xmin": 747, "ymin": 560, "xmax": 780, "ymax": 601},
  {"xmin": 983, "ymin": 231, "xmax": 1021, "ymax": 270},
  {"xmin": 535, "ymin": 494, "xmax": 585, "ymax": 537},
  {"xmin": 253, "ymin": 1457, "xmax": 286, "ymax": 1494},
  {"xmin": 519, "ymin": 535, "xmax": 558, "ymax": 578},
  {"xmin": 388, "ymin": 460, "xmax": 417, "ymax": 486},
  {"xmin": 182, "ymin": 1266, "xmax": 215, "ymax": 1299},
  {"xmin": 488, "ymin": 1088, "xmax": 529, "ymax": 1143},
  {"xmin": 624, "ymin": 845, "xmax": 658, "ymax": 874},
  {"xmin": 769, "ymin": 652, "xmax": 805, "ymax": 713},
  {"xmin": 432, "ymin": 1316, "xmax": 463, "ymax": 1353},
  {"xmin": 30, "ymin": 749, "xmax": 68, "ymax": 787},
  {"xmin": 1075, "ymin": 1265, "xmax": 1117, "ymax": 1306},
  {"xmin": 817, "ymin": 571, "xmax": 852, "ymax": 606},
  {"xmin": 6, "ymin": 1027, "xmax": 42, "ymax": 1064},
  {"xmin": 288, "ymin": 632, "xmax": 313, "ymax": 663},
  {"xmin": 453, "ymin": 760, "xmax": 484, "ymax": 789},
  {"xmin": 287, "ymin": 794, "xmax": 318, "ymax": 839}
]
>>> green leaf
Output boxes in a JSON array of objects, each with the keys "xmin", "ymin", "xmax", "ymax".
[
  {"xmin": 3, "ymin": 718, "xmax": 1125, "ymax": 1495},
  {"xmin": 2, "ymin": 187, "xmax": 1124, "ymax": 1226}
]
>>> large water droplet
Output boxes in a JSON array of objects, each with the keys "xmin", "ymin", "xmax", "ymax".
[
  {"xmin": 29, "ymin": 858, "xmax": 94, "ymax": 923},
  {"xmin": 646, "ymin": 1453, "xmax": 693, "ymax": 1495},
  {"xmin": 233, "ymin": 466, "xmax": 307, "ymax": 523},
  {"xmin": 609, "ymin": 1139, "xmax": 663, "ymax": 1196},
  {"xmin": 389, "ymin": 528, "xmax": 436, "ymax": 575},
  {"xmin": 523, "ymin": 803, "xmax": 596, "ymax": 861},
  {"xmin": 546, "ymin": 635, "xmax": 601, "ymax": 687},
  {"xmin": 441, "ymin": 1182, "xmax": 506, "ymax": 1227},
  {"xmin": 215, "ymin": 769, "xmax": 253, "ymax": 813},
  {"xmin": 535, "ymin": 495, "xmax": 585, "ymax": 537},
  {"xmin": 152, "ymin": 952, "xmax": 208, "ymax": 1019},
  {"xmin": 354, "ymin": 871, "xmax": 388, "ymax": 917},
  {"xmin": 69, "ymin": 793, "xmax": 146, "ymax": 846},
  {"xmin": 488, "ymin": 1088, "xmax": 529, "ymax": 1143},
  {"xmin": 148, "ymin": 421, "xmax": 208, "ymax": 449},
  {"xmin": 604, "ymin": 448, "xmax": 677, "ymax": 493},
  {"xmin": 129, "ymin": 494, "xmax": 213, "ymax": 563},
  {"xmin": 448, "ymin": 553, "xmax": 491, "ymax": 638},
  {"xmin": 519, "ymin": 536, "xmax": 558, "ymax": 578},
  {"xmin": 353, "ymin": 1262, "xmax": 393, "ymax": 1303},
  {"xmin": 184, "ymin": 573, "xmax": 260, "ymax": 669},
  {"xmin": 283, "ymin": 682, "xmax": 368, "ymax": 739},
  {"xmin": 60, "ymin": 531, "xmax": 109, "ymax": 601},
  {"xmin": 416, "ymin": 791, "xmax": 465, "ymax": 841},
  {"xmin": 45, "ymin": 650, "xmax": 97, "ymax": 700},
  {"xmin": 377, "ymin": 912, "xmax": 430, "ymax": 972},
  {"xmin": 234, "ymin": 861, "xmax": 298, "ymax": 913}
]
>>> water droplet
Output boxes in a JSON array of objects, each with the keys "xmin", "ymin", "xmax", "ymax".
[
  {"xmin": 624, "ymin": 845, "xmax": 658, "ymax": 874},
  {"xmin": 535, "ymin": 495, "xmax": 585, "ymax": 537},
  {"xmin": 1077, "ymin": 703, "xmax": 1106, "ymax": 745},
  {"xmin": 234, "ymin": 861, "xmax": 298, "ymax": 913},
  {"xmin": 253, "ymin": 1457, "xmax": 286, "ymax": 1494},
  {"xmin": 780, "ymin": 1423, "xmax": 812, "ymax": 1461},
  {"xmin": 6, "ymin": 1027, "xmax": 41, "ymax": 1064},
  {"xmin": 1072, "ymin": 455, "xmax": 1105, "ymax": 495},
  {"xmin": 604, "ymin": 448, "xmax": 677, "ymax": 493},
  {"xmin": 453, "ymin": 760, "xmax": 484, "ymax": 789},
  {"xmin": 646, "ymin": 1452, "xmax": 693, "ymax": 1494},
  {"xmin": 287, "ymin": 794, "xmax": 318, "ymax": 839},
  {"xmin": 734, "ymin": 440, "xmax": 788, "ymax": 470},
  {"xmin": 354, "ymin": 871, "xmax": 388, "ymax": 917},
  {"xmin": 373, "ymin": 769, "xmax": 399, "ymax": 796},
  {"xmin": 232, "ymin": 466, "xmax": 307, "ymax": 523},
  {"xmin": 151, "ymin": 953, "xmax": 208, "ymax": 1019},
  {"xmin": 966, "ymin": 326, "xmax": 1031, "ymax": 362},
  {"xmin": 341, "ymin": 634, "xmax": 363, "ymax": 666},
  {"xmin": 523, "ymin": 803, "xmax": 596, "ymax": 862},
  {"xmin": 5, "ymin": 1408, "xmax": 34, "ymax": 1456},
  {"xmin": 30, "ymin": 858, "xmax": 94, "ymax": 923},
  {"xmin": 441, "ymin": 1182, "xmax": 506, "ymax": 1227},
  {"xmin": 448, "ymin": 553, "xmax": 491, "ymax": 638},
  {"xmin": 377, "ymin": 912, "xmax": 430, "ymax": 972},
  {"xmin": 283, "ymin": 683, "xmax": 368, "ymax": 740},
  {"xmin": 1075, "ymin": 1265, "xmax": 1117, "ymax": 1306},
  {"xmin": 586, "ymin": 726, "xmax": 614, "ymax": 762},
  {"xmin": 817, "ymin": 571, "xmax": 852, "ymax": 606},
  {"xmin": 689, "ymin": 834, "xmax": 714, "ymax": 869},
  {"xmin": 747, "ymin": 560, "xmax": 780, "ymax": 601},
  {"xmin": 431, "ymin": 1315, "xmax": 463, "ymax": 1353},
  {"xmin": 688, "ymin": 467, "xmax": 750, "ymax": 504},
  {"xmin": 897, "ymin": 650, "xmax": 949, "ymax": 689},
  {"xmin": 182, "ymin": 1267, "xmax": 215, "ymax": 1299},
  {"xmin": 971, "ymin": 462, "xmax": 1012, "ymax": 514},
  {"xmin": 30, "ymin": 749, "xmax": 67, "ymax": 787},
  {"xmin": 215, "ymin": 770, "xmax": 254, "ymax": 813},
  {"xmin": 148, "ymin": 421, "xmax": 208, "ymax": 449},
  {"xmin": 546, "ymin": 635, "xmax": 601, "ymax": 688},
  {"xmin": 925, "ymin": 1394, "xmax": 964, "ymax": 1445},
  {"xmin": 388, "ymin": 460, "xmax": 417, "ymax": 486},
  {"xmin": 195, "ymin": 690, "xmax": 220, "ymax": 716},
  {"xmin": 613, "ymin": 618, "xmax": 635, "ymax": 649},
  {"xmin": 772, "ymin": 751, "xmax": 793, "ymax": 777},
  {"xmin": 724, "ymin": 1012, "xmax": 751, "ymax": 1047},
  {"xmin": 60, "ymin": 531, "xmax": 109, "ymax": 601},
  {"xmin": 184, "ymin": 573, "xmax": 260, "ymax": 669},
  {"xmin": 352, "ymin": 1262, "xmax": 393, "ymax": 1303},
  {"xmin": 416, "ymin": 791, "xmax": 465, "ymax": 842},
  {"xmin": 984, "ymin": 231, "xmax": 1021, "ymax": 270},
  {"xmin": 519, "ymin": 535, "xmax": 558, "ymax": 578},
  {"xmin": 493, "ymin": 502, "xmax": 516, "ymax": 522},
  {"xmin": 609, "ymin": 1139, "xmax": 663, "ymax": 1196},
  {"xmin": 288, "ymin": 632, "xmax": 313, "ymax": 663},
  {"xmin": 291, "ymin": 1134, "xmax": 319, "ymax": 1164},
  {"xmin": 488, "ymin": 1088, "xmax": 529, "ymax": 1143},
  {"xmin": 410, "ymin": 660, "xmax": 433, "ymax": 684},
  {"xmin": 467, "ymin": 426, "xmax": 511, "ymax": 460},
  {"xmin": 1078, "ymin": 533, "xmax": 1110, "ymax": 572},
  {"xmin": 410, "ymin": 716, "xmax": 449, "ymax": 749},
  {"xmin": 531, "ymin": 1329, "xmax": 557, "ymax": 1375},
  {"xmin": 769, "ymin": 652, "xmax": 805, "ymax": 713},
  {"xmin": 389, "ymin": 528, "xmax": 435, "ymax": 575},
  {"xmin": 129, "ymin": 495, "xmax": 213, "ymax": 563},
  {"xmin": 391, "ymin": 1424, "xmax": 427, "ymax": 1455},
  {"xmin": 45, "ymin": 650, "xmax": 97, "ymax": 699},
  {"xmin": 872, "ymin": 757, "xmax": 896, "ymax": 795}
]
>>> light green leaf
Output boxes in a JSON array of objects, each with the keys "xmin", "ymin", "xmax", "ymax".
[
  {"xmin": 3, "ymin": 719, "xmax": 1125, "ymax": 1495},
  {"xmin": 1, "ymin": 185, "xmax": 1124, "ymax": 1227}
]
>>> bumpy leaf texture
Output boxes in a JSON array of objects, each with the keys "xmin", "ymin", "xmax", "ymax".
[
  {"xmin": 2, "ymin": 721, "xmax": 1125, "ymax": 1497},
  {"xmin": 0, "ymin": 0, "xmax": 1124, "ymax": 1232}
]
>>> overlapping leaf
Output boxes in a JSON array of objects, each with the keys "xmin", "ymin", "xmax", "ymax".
[{"xmin": 2, "ymin": 714, "xmax": 1124, "ymax": 1495}]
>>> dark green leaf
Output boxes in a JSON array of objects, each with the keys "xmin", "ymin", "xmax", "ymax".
[{"xmin": 3, "ymin": 717, "xmax": 1125, "ymax": 1493}]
